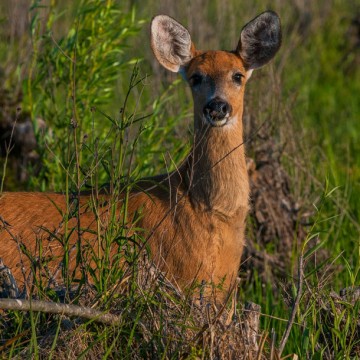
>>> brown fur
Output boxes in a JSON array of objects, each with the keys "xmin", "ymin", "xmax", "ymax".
[{"xmin": 0, "ymin": 12, "xmax": 281, "ymax": 301}]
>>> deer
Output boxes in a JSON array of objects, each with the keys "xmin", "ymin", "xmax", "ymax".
[{"xmin": 0, "ymin": 11, "xmax": 281, "ymax": 302}]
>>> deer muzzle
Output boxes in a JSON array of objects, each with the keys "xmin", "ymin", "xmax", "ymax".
[{"xmin": 203, "ymin": 98, "xmax": 232, "ymax": 127}]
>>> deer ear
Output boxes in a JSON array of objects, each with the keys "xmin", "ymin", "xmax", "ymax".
[
  {"xmin": 151, "ymin": 15, "xmax": 195, "ymax": 73},
  {"xmin": 237, "ymin": 11, "xmax": 281, "ymax": 70}
]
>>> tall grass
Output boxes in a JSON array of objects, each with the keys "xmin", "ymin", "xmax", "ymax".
[{"xmin": 0, "ymin": 1, "xmax": 215, "ymax": 358}]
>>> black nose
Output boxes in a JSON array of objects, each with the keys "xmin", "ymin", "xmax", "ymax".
[{"xmin": 203, "ymin": 98, "xmax": 232, "ymax": 121}]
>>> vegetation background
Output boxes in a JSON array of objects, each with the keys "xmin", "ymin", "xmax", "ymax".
[{"xmin": 0, "ymin": 0, "xmax": 359, "ymax": 358}]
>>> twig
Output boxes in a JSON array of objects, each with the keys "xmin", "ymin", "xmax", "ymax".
[
  {"xmin": 270, "ymin": 328, "xmax": 276, "ymax": 360},
  {"xmin": 1, "ymin": 108, "xmax": 19, "ymax": 194},
  {"xmin": 256, "ymin": 331, "xmax": 268, "ymax": 360},
  {"xmin": 0, "ymin": 299, "xmax": 120, "ymax": 326},
  {"xmin": 278, "ymin": 255, "xmax": 304, "ymax": 355}
]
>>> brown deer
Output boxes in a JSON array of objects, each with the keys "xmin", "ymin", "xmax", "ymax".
[{"xmin": 0, "ymin": 12, "xmax": 281, "ymax": 301}]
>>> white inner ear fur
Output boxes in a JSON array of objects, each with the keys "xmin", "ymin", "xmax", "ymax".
[
  {"xmin": 151, "ymin": 15, "xmax": 193, "ymax": 73},
  {"xmin": 245, "ymin": 69, "xmax": 253, "ymax": 81}
]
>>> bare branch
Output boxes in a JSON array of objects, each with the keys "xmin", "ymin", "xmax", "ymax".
[{"xmin": 0, "ymin": 299, "xmax": 120, "ymax": 326}]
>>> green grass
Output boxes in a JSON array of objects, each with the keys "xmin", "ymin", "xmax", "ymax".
[{"xmin": 0, "ymin": 0, "xmax": 359, "ymax": 358}]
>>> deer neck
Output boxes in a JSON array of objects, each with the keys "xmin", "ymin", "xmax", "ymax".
[{"xmin": 184, "ymin": 112, "xmax": 249, "ymax": 218}]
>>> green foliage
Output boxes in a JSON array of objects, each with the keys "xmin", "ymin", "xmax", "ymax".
[
  {"xmin": 284, "ymin": 1, "xmax": 360, "ymax": 262},
  {"xmin": 25, "ymin": 0, "xmax": 145, "ymax": 190},
  {"xmin": 0, "ymin": 2, "xmax": 196, "ymax": 358}
]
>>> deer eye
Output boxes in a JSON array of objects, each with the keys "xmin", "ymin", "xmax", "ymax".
[
  {"xmin": 189, "ymin": 73, "xmax": 203, "ymax": 87},
  {"xmin": 232, "ymin": 72, "xmax": 243, "ymax": 85}
]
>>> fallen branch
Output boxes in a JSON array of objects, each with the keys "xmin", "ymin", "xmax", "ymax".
[{"xmin": 0, "ymin": 298, "xmax": 120, "ymax": 326}]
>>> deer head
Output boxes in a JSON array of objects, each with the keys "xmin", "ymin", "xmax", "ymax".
[{"xmin": 150, "ymin": 12, "xmax": 281, "ymax": 131}]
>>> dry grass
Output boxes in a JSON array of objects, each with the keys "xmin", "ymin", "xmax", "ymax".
[{"xmin": 0, "ymin": 256, "xmax": 279, "ymax": 359}]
